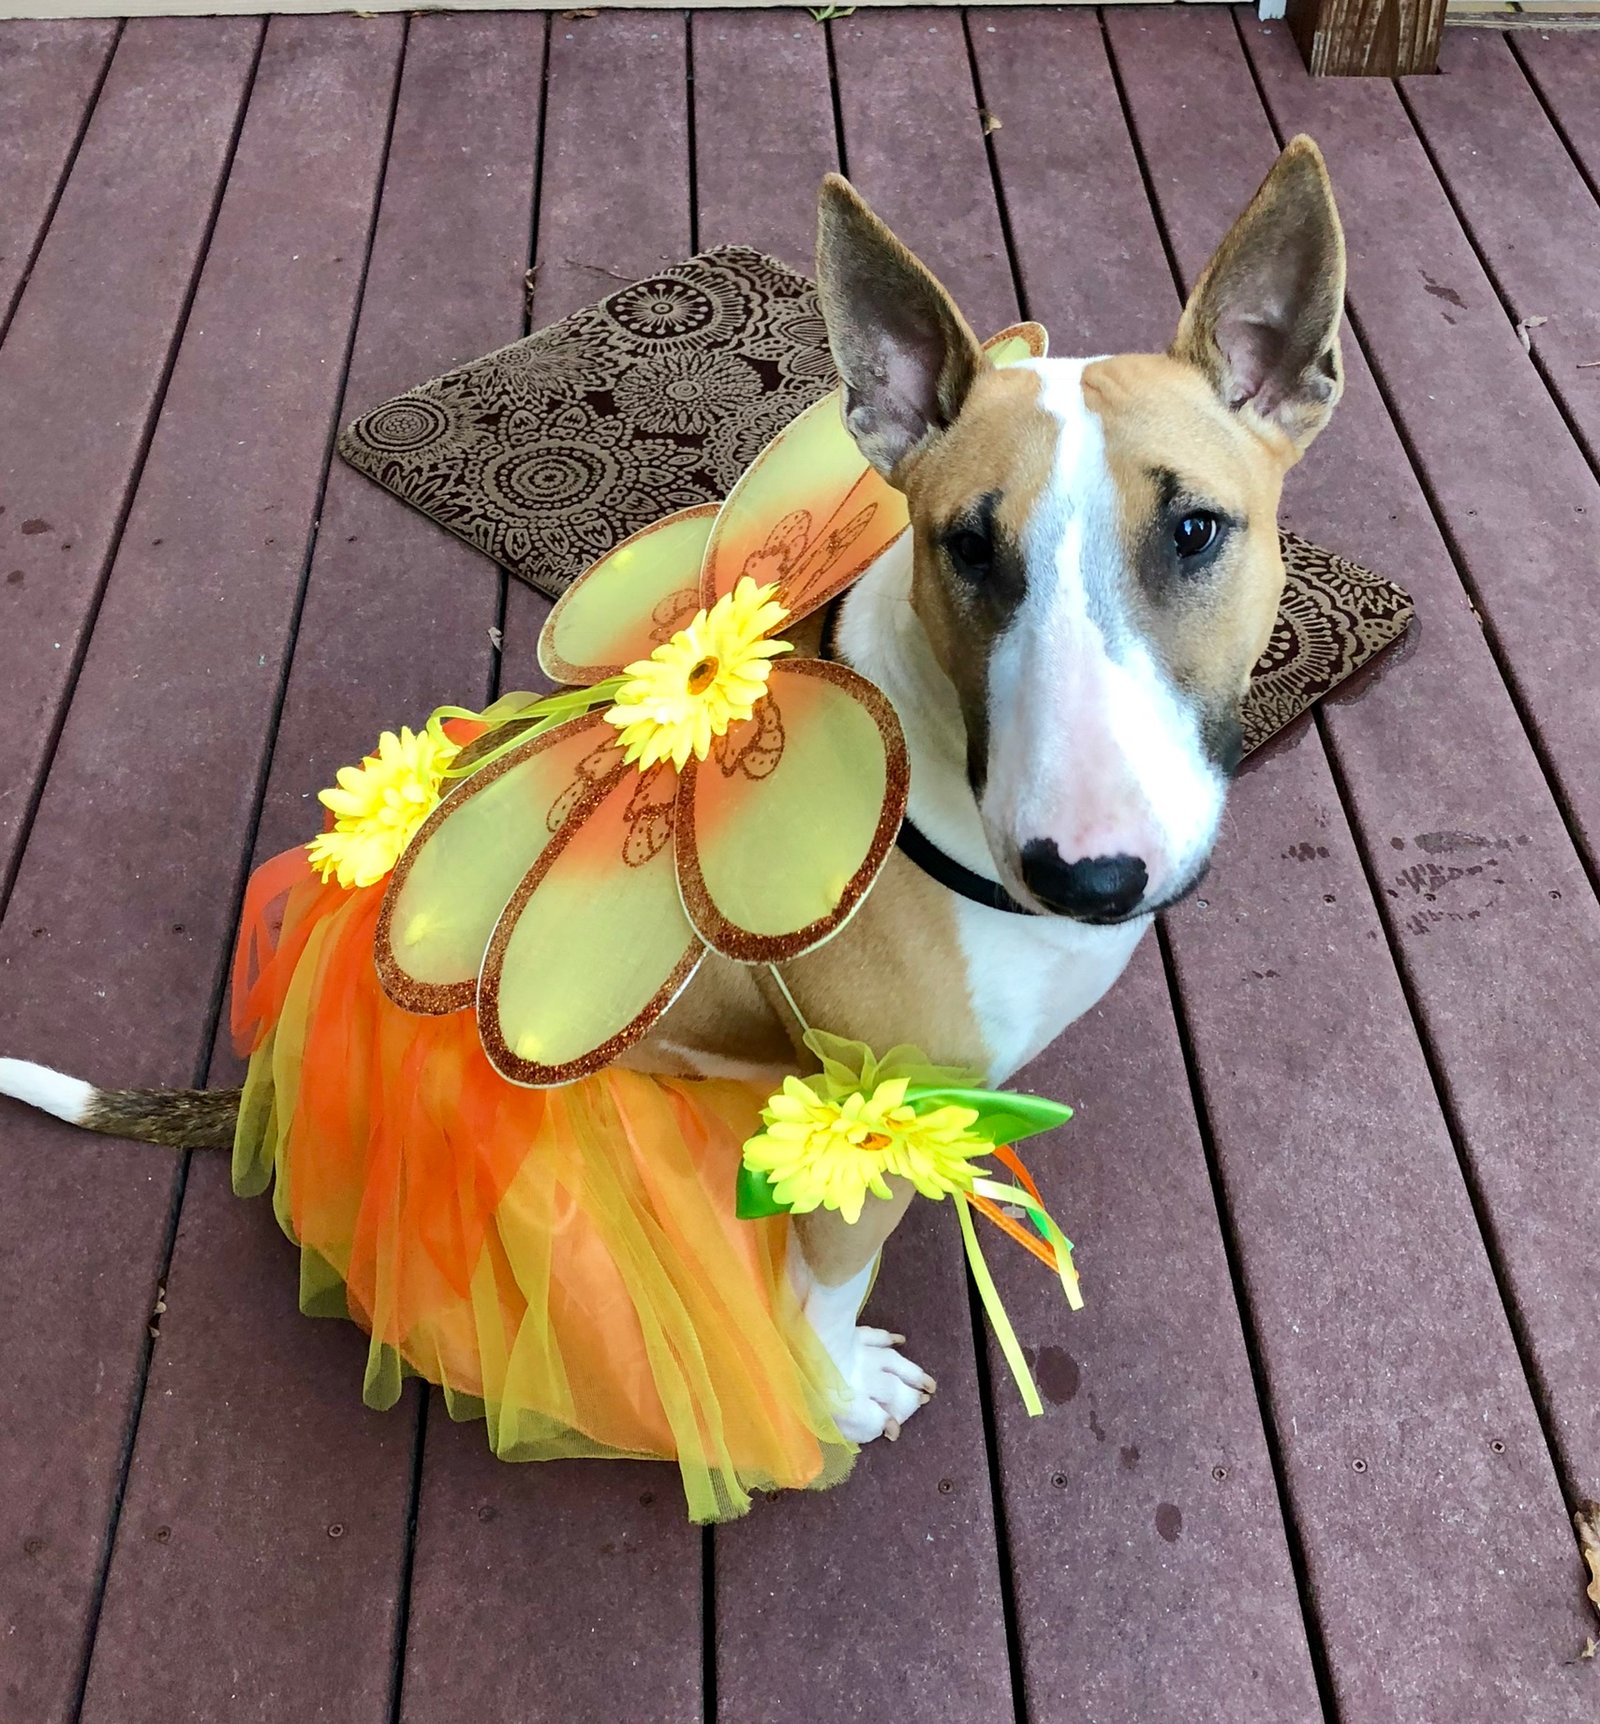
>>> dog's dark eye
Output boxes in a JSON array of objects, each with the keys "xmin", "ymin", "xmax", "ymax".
[
  {"xmin": 1173, "ymin": 511, "xmax": 1221, "ymax": 560},
  {"xmin": 947, "ymin": 527, "xmax": 994, "ymax": 574}
]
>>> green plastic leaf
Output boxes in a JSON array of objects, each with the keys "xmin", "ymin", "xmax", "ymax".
[
  {"xmin": 904, "ymin": 1085, "xmax": 1073, "ymax": 1146},
  {"xmin": 736, "ymin": 1162, "xmax": 792, "ymax": 1220}
]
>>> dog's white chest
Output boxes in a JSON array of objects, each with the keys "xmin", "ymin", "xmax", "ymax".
[{"xmin": 953, "ymin": 902, "xmax": 1147, "ymax": 1084}]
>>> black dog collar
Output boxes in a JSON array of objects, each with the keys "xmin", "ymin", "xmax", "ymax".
[{"xmin": 894, "ymin": 817, "xmax": 1035, "ymax": 916}]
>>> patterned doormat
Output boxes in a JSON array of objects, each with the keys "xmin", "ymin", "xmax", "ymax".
[{"xmin": 339, "ymin": 246, "xmax": 1413, "ymax": 756}]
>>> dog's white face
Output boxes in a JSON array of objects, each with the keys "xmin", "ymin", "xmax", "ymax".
[{"xmin": 817, "ymin": 139, "xmax": 1347, "ymax": 923}]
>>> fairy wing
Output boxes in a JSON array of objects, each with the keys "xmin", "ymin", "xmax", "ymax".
[
  {"xmin": 375, "ymin": 711, "xmax": 625, "ymax": 1013},
  {"xmin": 537, "ymin": 503, "xmax": 720, "ymax": 687},
  {"xmin": 696, "ymin": 322, "xmax": 1051, "ymax": 628},
  {"xmin": 982, "ymin": 322, "xmax": 1049, "ymax": 367},
  {"xmin": 478, "ymin": 764, "xmax": 703, "ymax": 1085},
  {"xmin": 675, "ymin": 658, "xmax": 908, "ymax": 963}
]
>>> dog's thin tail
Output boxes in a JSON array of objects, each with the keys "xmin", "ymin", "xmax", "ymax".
[{"xmin": 0, "ymin": 1058, "xmax": 240, "ymax": 1150}]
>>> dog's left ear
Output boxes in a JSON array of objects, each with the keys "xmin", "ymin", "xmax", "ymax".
[
  {"xmin": 1172, "ymin": 135, "xmax": 1346, "ymax": 454},
  {"xmin": 815, "ymin": 174, "xmax": 987, "ymax": 481}
]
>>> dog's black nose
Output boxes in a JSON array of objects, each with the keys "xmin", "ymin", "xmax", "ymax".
[{"xmin": 1019, "ymin": 842, "xmax": 1148, "ymax": 921}]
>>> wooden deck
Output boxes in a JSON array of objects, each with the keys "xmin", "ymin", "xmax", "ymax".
[{"xmin": 2, "ymin": 9, "xmax": 1599, "ymax": 1720}]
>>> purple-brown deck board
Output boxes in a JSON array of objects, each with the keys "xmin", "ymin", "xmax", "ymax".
[
  {"xmin": 0, "ymin": 20, "xmax": 118, "ymax": 330},
  {"xmin": 76, "ymin": 20, "xmax": 554, "ymax": 1724},
  {"xmin": 399, "ymin": 18, "xmax": 705, "ymax": 1724},
  {"xmin": 691, "ymin": 12, "xmax": 836, "ymax": 272},
  {"xmin": 0, "ymin": 16, "xmax": 402, "ymax": 1722},
  {"xmin": 1252, "ymin": 22, "xmax": 1600, "ymax": 881},
  {"xmin": 974, "ymin": 13, "xmax": 1322, "ymax": 1718},
  {"xmin": 0, "ymin": 18, "xmax": 261, "ymax": 896},
  {"xmin": 1403, "ymin": 31, "xmax": 1600, "ymax": 470},
  {"xmin": 1234, "ymin": 18, "xmax": 1600, "ymax": 1493},
  {"xmin": 4, "ymin": 13, "xmax": 1600, "ymax": 1721},
  {"xmin": 1513, "ymin": 30, "xmax": 1600, "ymax": 193},
  {"xmin": 1109, "ymin": 7, "xmax": 1599, "ymax": 1715}
]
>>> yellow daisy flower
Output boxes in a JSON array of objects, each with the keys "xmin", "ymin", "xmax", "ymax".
[
  {"xmin": 742, "ymin": 1074, "xmax": 990, "ymax": 1226},
  {"xmin": 603, "ymin": 577, "xmax": 793, "ymax": 771},
  {"xmin": 307, "ymin": 718, "xmax": 460, "ymax": 889}
]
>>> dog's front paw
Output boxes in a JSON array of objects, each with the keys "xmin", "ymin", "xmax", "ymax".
[
  {"xmin": 794, "ymin": 1256, "xmax": 938, "ymax": 1445},
  {"xmin": 833, "ymin": 1325, "xmax": 936, "ymax": 1444}
]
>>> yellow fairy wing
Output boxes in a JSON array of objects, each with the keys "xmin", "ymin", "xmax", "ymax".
[
  {"xmin": 675, "ymin": 658, "xmax": 908, "ymax": 963},
  {"xmin": 696, "ymin": 323, "xmax": 1050, "ymax": 627},
  {"xmin": 478, "ymin": 765, "xmax": 702, "ymax": 1085},
  {"xmin": 375, "ymin": 712, "xmax": 625, "ymax": 1013},
  {"xmin": 697, "ymin": 390, "xmax": 908, "ymax": 627},
  {"xmin": 983, "ymin": 322, "xmax": 1049, "ymax": 367},
  {"xmin": 538, "ymin": 503, "xmax": 720, "ymax": 686}
]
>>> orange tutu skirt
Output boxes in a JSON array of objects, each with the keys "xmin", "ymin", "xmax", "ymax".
[{"xmin": 229, "ymin": 847, "xmax": 852, "ymax": 1522}]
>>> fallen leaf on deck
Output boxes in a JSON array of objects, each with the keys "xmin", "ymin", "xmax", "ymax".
[
  {"xmin": 981, "ymin": 110, "xmax": 1003, "ymax": 136},
  {"xmin": 1583, "ymin": 1637, "xmax": 1597, "ymax": 1662},
  {"xmin": 1578, "ymin": 1501, "xmax": 1600, "ymax": 1617},
  {"xmin": 488, "ymin": 627, "xmax": 503, "ymax": 651},
  {"xmin": 1516, "ymin": 314, "xmax": 1549, "ymax": 352},
  {"xmin": 809, "ymin": 5, "xmax": 855, "ymax": 19}
]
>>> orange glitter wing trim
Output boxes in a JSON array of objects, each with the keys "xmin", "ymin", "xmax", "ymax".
[{"xmin": 675, "ymin": 658, "xmax": 909, "ymax": 964}]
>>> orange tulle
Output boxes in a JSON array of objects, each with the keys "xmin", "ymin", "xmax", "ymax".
[{"xmin": 230, "ymin": 845, "xmax": 851, "ymax": 1522}]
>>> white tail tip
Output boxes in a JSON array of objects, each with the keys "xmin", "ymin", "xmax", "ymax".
[{"xmin": 0, "ymin": 1058, "xmax": 94, "ymax": 1125}]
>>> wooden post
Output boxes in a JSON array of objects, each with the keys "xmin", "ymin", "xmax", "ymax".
[{"xmin": 1287, "ymin": 0, "xmax": 1448, "ymax": 74}]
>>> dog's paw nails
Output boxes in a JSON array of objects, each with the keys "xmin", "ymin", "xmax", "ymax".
[{"xmin": 829, "ymin": 1328, "xmax": 934, "ymax": 1445}]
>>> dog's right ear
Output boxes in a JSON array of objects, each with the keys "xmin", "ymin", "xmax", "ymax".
[{"xmin": 815, "ymin": 174, "xmax": 987, "ymax": 481}]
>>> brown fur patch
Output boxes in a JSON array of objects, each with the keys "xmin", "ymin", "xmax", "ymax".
[
  {"xmin": 82, "ymin": 1086, "xmax": 241, "ymax": 1150},
  {"xmin": 1090, "ymin": 352, "xmax": 1291, "ymax": 706},
  {"xmin": 899, "ymin": 366, "xmax": 1061, "ymax": 776}
]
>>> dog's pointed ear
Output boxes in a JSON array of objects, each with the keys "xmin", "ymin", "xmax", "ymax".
[
  {"xmin": 816, "ymin": 174, "xmax": 987, "ymax": 480},
  {"xmin": 1172, "ymin": 135, "xmax": 1346, "ymax": 455}
]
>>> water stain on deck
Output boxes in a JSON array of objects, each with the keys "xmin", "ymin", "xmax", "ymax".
[{"xmin": 1033, "ymin": 1346, "xmax": 1079, "ymax": 1406}]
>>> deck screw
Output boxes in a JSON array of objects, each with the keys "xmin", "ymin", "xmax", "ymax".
[
  {"xmin": 477, "ymin": 1505, "xmax": 496, "ymax": 1523},
  {"xmin": 328, "ymin": 1523, "xmax": 344, "ymax": 1539},
  {"xmin": 1051, "ymin": 1472, "xmax": 1068, "ymax": 1489},
  {"xmin": 1212, "ymin": 1466, "xmax": 1228, "ymax": 1482},
  {"xmin": 23, "ymin": 1537, "xmax": 44, "ymax": 1556},
  {"xmin": 938, "ymin": 1478, "xmax": 955, "ymax": 1495},
  {"xmin": 639, "ymin": 1491, "xmax": 655, "ymax": 1507},
  {"xmin": 1490, "ymin": 1440, "xmax": 1505, "ymax": 1454},
  {"xmin": 154, "ymin": 1526, "xmax": 171, "ymax": 1543},
  {"xmin": 1351, "ymin": 1458, "xmax": 1367, "ymax": 1474}
]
